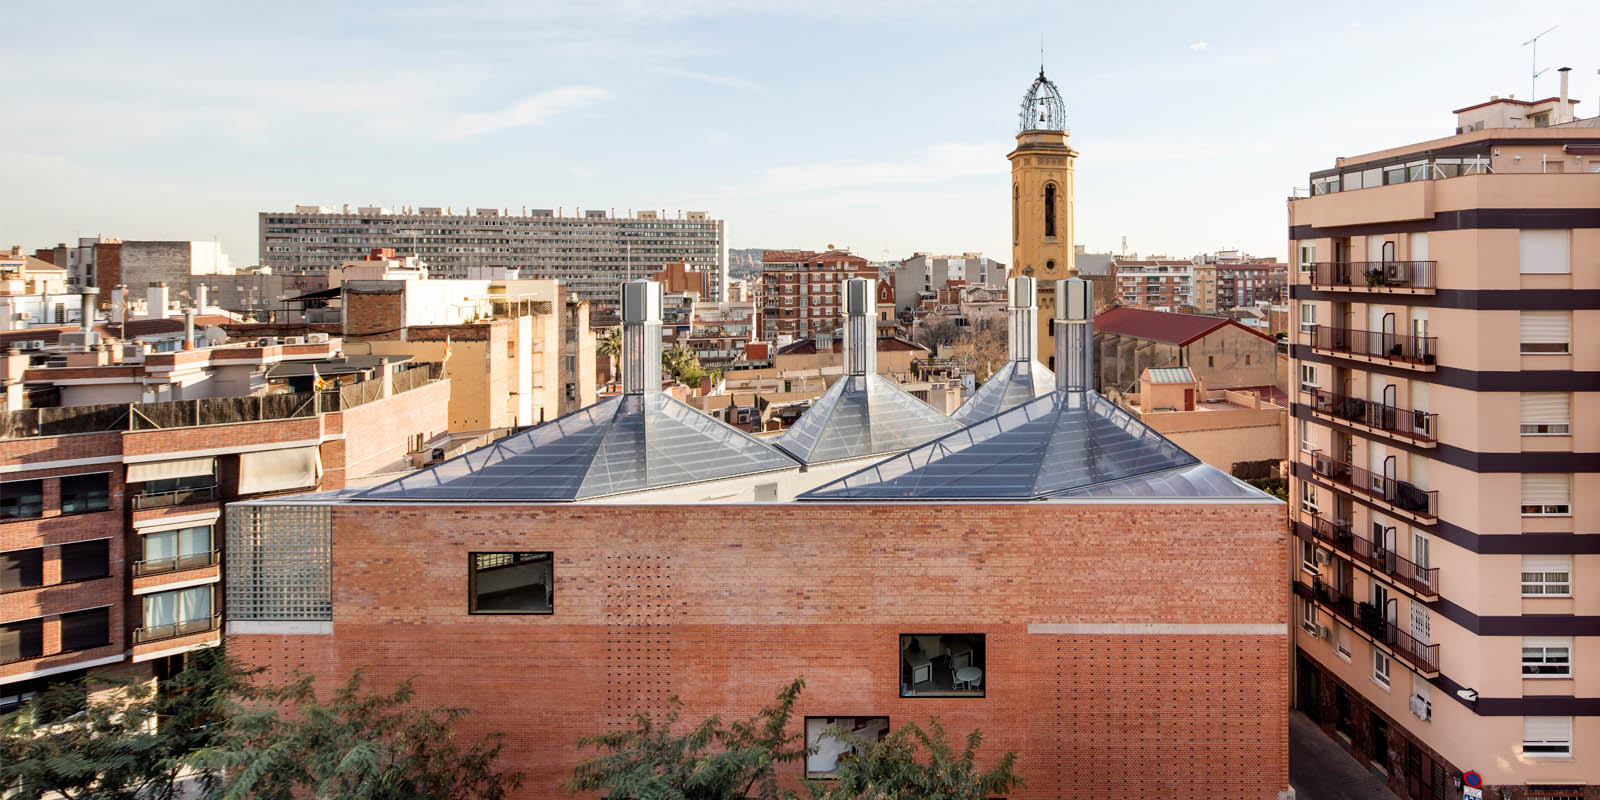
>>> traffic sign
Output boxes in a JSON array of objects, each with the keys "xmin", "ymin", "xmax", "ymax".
[{"xmin": 1463, "ymin": 771, "xmax": 1482, "ymax": 789}]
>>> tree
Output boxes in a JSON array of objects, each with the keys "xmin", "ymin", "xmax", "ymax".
[
  {"xmin": 567, "ymin": 678, "xmax": 807, "ymax": 800},
  {"xmin": 598, "ymin": 326, "xmax": 623, "ymax": 383},
  {"xmin": 662, "ymin": 344, "xmax": 709, "ymax": 388},
  {"xmin": 911, "ymin": 315, "xmax": 961, "ymax": 352},
  {"xmin": 804, "ymin": 718, "xmax": 1021, "ymax": 800},
  {"xmin": 192, "ymin": 669, "xmax": 520, "ymax": 800}
]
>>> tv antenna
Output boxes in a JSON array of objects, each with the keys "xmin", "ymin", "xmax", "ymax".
[{"xmin": 1522, "ymin": 25, "xmax": 1558, "ymax": 99}]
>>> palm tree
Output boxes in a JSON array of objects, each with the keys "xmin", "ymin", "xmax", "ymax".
[{"xmin": 597, "ymin": 326, "xmax": 622, "ymax": 385}]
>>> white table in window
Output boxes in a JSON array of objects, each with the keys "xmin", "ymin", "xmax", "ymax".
[{"xmin": 955, "ymin": 667, "xmax": 982, "ymax": 689}]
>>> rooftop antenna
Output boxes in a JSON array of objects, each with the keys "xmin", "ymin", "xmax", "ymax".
[
  {"xmin": 1040, "ymin": 34, "xmax": 1044, "ymax": 74},
  {"xmin": 1523, "ymin": 25, "xmax": 1558, "ymax": 99}
]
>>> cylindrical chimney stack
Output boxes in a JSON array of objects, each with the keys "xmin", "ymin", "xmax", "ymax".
[
  {"xmin": 195, "ymin": 284, "xmax": 208, "ymax": 312},
  {"xmin": 79, "ymin": 288, "xmax": 98, "ymax": 334},
  {"xmin": 620, "ymin": 279, "xmax": 663, "ymax": 395},
  {"xmin": 111, "ymin": 285, "xmax": 127, "ymax": 324},
  {"xmin": 1054, "ymin": 278, "xmax": 1094, "ymax": 392},
  {"xmin": 844, "ymin": 277, "xmax": 876, "ymax": 380},
  {"xmin": 183, "ymin": 308, "xmax": 196, "ymax": 350},
  {"xmin": 1558, "ymin": 67, "xmax": 1572, "ymax": 123},
  {"xmin": 1007, "ymin": 275, "xmax": 1038, "ymax": 363},
  {"xmin": 147, "ymin": 282, "xmax": 170, "ymax": 320}
]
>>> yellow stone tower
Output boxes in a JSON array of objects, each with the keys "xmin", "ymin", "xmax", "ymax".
[{"xmin": 1007, "ymin": 69, "xmax": 1078, "ymax": 365}]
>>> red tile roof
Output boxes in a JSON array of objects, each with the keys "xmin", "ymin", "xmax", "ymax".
[
  {"xmin": 1095, "ymin": 306, "xmax": 1274, "ymax": 346},
  {"xmin": 776, "ymin": 336, "xmax": 928, "ymax": 356}
]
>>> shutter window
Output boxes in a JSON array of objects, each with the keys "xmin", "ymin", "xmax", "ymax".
[
  {"xmin": 1522, "ymin": 637, "xmax": 1572, "ymax": 677},
  {"xmin": 1519, "ymin": 230, "xmax": 1571, "ymax": 274},
  {"xmin": 1521, "ymin": 393, "xmax": 1571, "ymax": 435},
  {"xmin": 1520, "ymin": 312, "xmax": 1571, "ymax": 353},
  {"xmin": 1521, "ymin": 474, "xmax": 1571, "ymax": 516},
  {"xmin": 1523, "ymin": 716, "xmax": 1572, "ymax": 756},
  {"xmin": 1522, "ymin": 556, "xmax": 1572, "ymax": 596}
]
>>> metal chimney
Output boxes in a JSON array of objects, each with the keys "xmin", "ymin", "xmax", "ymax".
[
  {"xmin": 147, "ymin": 282, "xmax": 170, "ymax": 320},
  {"xmin": 1054, "ymin": 278, "xmax": 1094, "ymax": 392},
  {"xmin": 79, "ymin": 288, "xmax": 98, "ymax": 334},
  {"xmin": 1557, "ymin": 67, "xmax": 1572, "ymax": 123},
  {"xmin": 620, "ymin": 279, "xmax": 663, "ymax": 395},
  {"xmin": 110, "ymin": 285, "xmax": 126, "ymax": 324},
  {"xmin": 1007, "ymin": 275, "xmax": 1038, "ymax": 363},
  {"xmin": 183, "ymin": 308, "xmax": 196, "ymax": 350},
  {"xmin": 844, "ymin": 277, "xmax": 876, "ymax": 381}
]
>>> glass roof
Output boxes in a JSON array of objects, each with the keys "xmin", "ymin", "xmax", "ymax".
[
  {"xmin": 356, "ymin": 392, "xmax": 798, "ymax": 502},
  {"xmin": 1054, "ymin": 462, "xmax": 1269, "ymax": 499},
  {"xmin": 775, "ymin": 374, "xmax": 962, "ymax": 465},
  {"xmin": 798, "ymin": 390, "xmax": 1215, "ymax": 501},
  {"xmin": 950, "ymin": 359, "xmax": 1055, "ymax": 425}
]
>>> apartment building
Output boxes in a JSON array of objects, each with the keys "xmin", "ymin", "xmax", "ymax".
[
  {"xmin": 34, "ymin": 239, "xmax": 231, "ymax": 297},
  {"xmin": 759, "ymin": 249, "xmax": 876, "ymax": 341},
  {"xmin": 888, "ymin": 252, "xmax": 1005, "ymax": 313},
  {"xmin": 1115, "ymin": 258, "xmax": 1195, "ymax": 311},
  {"xmin": 1288, "ymin": 80, "xmax": 1598, "ymax": 800},
  {"xmin": 259, "ymin": 205, "xmax": 727, "ymax": 305},
  {"xmin": 222, "ymin": 277, "xmax": 1290, "ymax": 799},
  {"xmin": 1193, "ymin": 259, "xmax": 1289, "ymax": 314},
  {"xmin": 2, "ymin": 337, "xmax": 448, "ymax": 711}
]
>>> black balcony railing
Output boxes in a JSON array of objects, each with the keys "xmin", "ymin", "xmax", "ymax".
[
  {"xmin": 1306, "ymin": 388, "xmax": 1437, "ymax": 443},
  {"xmin": 1310, "ymin": 326, "xmax": 1437, "ymax": 367},
  {"xmin": 1296, "ymin": 577, "xmax": 1440, "ymax": 675},
  {"xmin": 1296, "ymin": 511, "xmax": 1440, "ymax": 597},
  {"xmin": 131, "ymin": 550, "xmax": 220, "ymax": 577},
  {"xmin": 1309, "ymin": 451, "xmax": 1437, "ymax": 519},
  {"xmin": 1308, "ymin": 261, "xmax": 1436, "ymax": 291},
  {"xmin": 130, "ymin": 484, "xmax": 218, "ymax": 510},
  {"xmin": 133, "ymin": 614, "xmax": 222, "ymax": 645}
]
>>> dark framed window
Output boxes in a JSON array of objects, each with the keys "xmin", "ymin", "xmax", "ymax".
[
  {"xmin": 1043, "ymin": 183, "xmax": 1057, "ymax": 238},
  {"xmin": 469, "ymin": 552, "xmax": 553, "ymax": 614},
  {"xmin": 1, "ymin": 480, "xmax": 44, "ymax": 520},
  {"xmin": 805, "ymin": 716, "xmax": 889, "ymax": 778},
  {"xmin": 899, "ymin": 633, "xmax": 985, "ymax": 697},
  {"xmin": 1, "ymin": 618, "xmax": 44, "ymax": 663},
  {"xmin": 2, "ymin": 548, "xmax": 44, "ymax": 592},
  {"xmin": 61, "ymin": 539, "xmax": 111, "ymax": 582},
  {"xmin": 60, "ymin": 607, "xmax": 110, "ymax": 652},
  {"xmin": 60, "ymin": 473, "xmax": 111, "ymax": 515}
]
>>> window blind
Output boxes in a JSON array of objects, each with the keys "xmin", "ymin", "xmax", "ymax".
[
  {"xmin": 1521, "ymin": 393, "xmax": 1571, "ymax": 424},
  {"xmin": 1522, "ymin": 474, "xmax": 1570, "ymax": 505},
  {"xmin": 126, "ymin": 457, "xmax": 216, "ymax": 483},
  {"xmin": 1523, "ymin": 556, "xmax": 1571, "ymax": 575},
  {"xmin": 1520, "ymin": 312, "xmax": 1570, "ymax": 347},
  {"xmin": 1519, "ymin": 230, "xmax": 1571, "ymax": 274},
  {"xmin": 237, "ymin": 447, "xmax": 321, "ymax": 496},
  {"xmin": 1523, "ymin": 716, "xmax": 1572, "ymax": 744}
]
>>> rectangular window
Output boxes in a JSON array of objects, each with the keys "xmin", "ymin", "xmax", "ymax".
[
  {"xmin": 1301, "ymin": 597, "xmax": 1318, "ymax": 634},
  {"xmin": 1372, "ymin": 650, "xmax": 1391, "ymax": 688},
  {"xmin": 1523, "ymin": 637, "xmax": 1572, "ymax": 678},
  {"xmin": 900, "ymin": 633, "xmax": 985, "ymax": 697},
  {"xmin": 1520, "ymin": 311, "xmax": 1571, "ymax": 354},
  {"xmin": 1301, "ymin": 538, "xmax": 1318, "ymax": 574},
  {"xmin": 1299, "ymin": 364, "xmax": 1317, "ymax": 392},
  {"xmin": 1527, "ymin": 786, "xmax": 1585, "ymax": 800},
  {"xmin": 2, "ymin": 548, "xmax": 44, "ymax": 592},
  {"xmin": 1523, "ymin": 716, "xmax": 1572, "ymax": 757},
  {"xmin": 805, "ymin": 716, "xmax": 889, "ymax": 777},
  {"xmin": 60, "ymin": 539, "xmax": 110, "ymax": 582},
  {"xmin": 1521, "ymin": 393, "xmax": 1571, "ymax": 435},
  {"xmin": 59, "ymin": 473, "xmax": 110, "ymax": 515},
  {"xmin": 1522, "ymin": 556, "xmax": 1572, "ymax": 597},
  {"xmin": 469, "ymin": 552, "xmax": 553, "ymax": 614},
  {"xmin": 1299, "ymin": 419, "xmax": 1313, "ymax": 453},
  {"xmin": 1, "ymin": 480, "xmax": 44, "ymax": 520},
  {"xmin": 1300, "ymin": 481, "xmax": 1318, "ymax": 515},
  {"xmin": 1411, "ymin": 674, "xmax": 1432, "ymax": 721},
  {"xmin": 137, "ymin": 525, "xmax": 214, "ymax": 575},
  {"xmin": 60, "ymin": 607, "xmax": 110, "ymax": 652},
  {"xmin": 1334, "ymin": 624, "xmax": 1351, "ymax": 659},
  {"xmin": 1519, "ymin": 230, "xmax": 1571, "ymax": 274},
  {"xmin": 139, "ymin": 585, "xmax": 214, "ymax": 642},
  {"xmin": 1, "ymin": 618, "xmax": 44, "ymax": 663},
  {"xmin": 1521, "ymin": 474, "xmax": 1571, "ymax": 516},
  {"xmin": 1299, "ymin": 302, "xmax": 1317, "ymax": 335}
]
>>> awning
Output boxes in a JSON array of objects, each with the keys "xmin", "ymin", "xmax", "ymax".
[
  {"xmin": 286, "ymin": 286, "xmax": 343, "ymax": 302},
  {"xmin": 127, "ymin": 457, "xmax": 216, "ymax": 483},
  {"xmin": 237, "ymin": 446, "xmax": 322, "ymax": 495}
]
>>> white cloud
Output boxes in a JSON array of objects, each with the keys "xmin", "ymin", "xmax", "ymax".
[
  {"xmin": 441, "ymin": 86, "xmax": 611, "ymax": 139},
  {"xmin": 712, "ymin": 141, "xmax": 1000, "ymax": 197},
  {"xmin": 654, "ymin": 67, "xmax": 764, "ymax": 92},
  {"xmin": 1188, "ymin": 41, "xmax": 1208, "ymax": 52}
]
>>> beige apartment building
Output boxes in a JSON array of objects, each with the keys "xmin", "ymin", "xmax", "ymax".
[{"xmin": 1288, "ymin": 80, "xmax": 1598, "ymax": 800}]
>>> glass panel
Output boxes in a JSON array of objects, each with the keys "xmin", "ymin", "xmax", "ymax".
[
  {"xmin": 144, "ymin": 531, "xmax": 178, "ymax": 563},
  {"xmin": 178, "ymin": 586, "xmax": 211, "ymax": 623},
  {"xmin": 951, "ymin": 359, "xmax": 1055, "ymax": 424},
  {"xmin": 144, "ymin": 592, "xmax": 177, "ymax": 628},
  {"xmin": 777, "ymin": 375, "xmax": 960, "ymax": 465},
  {"xmin": 178, "ymin": 525, "xmax": 212, "ymax": 557},
  {"xmin": 471, "ymin": 552, "xmax": 553, "ymax": 613}
]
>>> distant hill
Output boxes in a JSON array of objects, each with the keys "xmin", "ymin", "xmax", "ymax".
[{"xmin": 727, "ymin": 248, "xmax": 772, "ymax": 278}]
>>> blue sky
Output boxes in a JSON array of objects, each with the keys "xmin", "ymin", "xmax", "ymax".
[{"xmin": 4, "ymin": 0, "xmax": 1597, "ymax": 266}]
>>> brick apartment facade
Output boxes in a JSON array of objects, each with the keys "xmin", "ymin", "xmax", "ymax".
[{"xmin": 760, "ymin": 250, "xmax": 877, "ymax": 341}]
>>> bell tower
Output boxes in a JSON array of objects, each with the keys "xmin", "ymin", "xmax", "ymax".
[{"xmin": 1008, "ymin": 69, "xmax": 1077, "ymax": 363}]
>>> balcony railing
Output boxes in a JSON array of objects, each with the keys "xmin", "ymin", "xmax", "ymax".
[
  {"xmin": 131, "ymin": 550, "xmax": 220, "ymax": 577},
  {"xmin": 1308, "ymin": 261, "xmax": 1436, "ymax": 291},
  {"xmin": 1305, "ymin": 388, "xmax": 1437, "ymax": 443},
  {"xmin": 130, "ymin": 484, "xmax": 218, "ymax": 511},
  {"xmin": 1309, "ymin": 325, "xmax": 1437, "ymax": 367},
  {"xmin": 1309, "ymin": 451, "xmax": 1438, "ymax": 519},
  {"xmin": 1296, "ymin": 577, "xmax": 1440, "ymax": 675},
  {"xmin": 1296, "ymin": 511, "xmax": 1440, "ymax": 598},
  {"xmin": 133, "ymin": 614, "xmax": 222, "ymax": 645}
]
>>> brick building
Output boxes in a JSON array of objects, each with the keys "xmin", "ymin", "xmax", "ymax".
[
  {"xmin": 1114, "ymin": 258, "xmax": 1194, "ymax": 311},
  {"xmin": 223, "ymin": 278, "xmax": 1289, "ymax": 799},
  {"xmin": 1093, "ymin": 306, "xmax": 1279, "ymax": 393},
  {"xmin": 760, "ymin": 249, "xmax": 876, "ymax": 341}
]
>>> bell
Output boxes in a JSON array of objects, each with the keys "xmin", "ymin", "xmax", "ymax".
[{"xmin": 1039, "ymin": 110, "xmax": 1046, "ymax": 122}]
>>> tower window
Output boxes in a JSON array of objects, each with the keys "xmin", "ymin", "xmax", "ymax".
[
  {"xmin": 1044, "ymin": 183, "xmax": 1057, "ymax": 238},
  {"xmin": 1046, "ymin": 259, "xmax": 1055, "ymax": 272},
  {"xmin": 1012, "ymin": 185, "xmax": 1019, "ymax": 244}
]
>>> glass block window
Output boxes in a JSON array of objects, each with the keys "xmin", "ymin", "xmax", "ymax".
[{"xmin": 226, "ymin": 503, "xmax": 332, "ymax": 621}]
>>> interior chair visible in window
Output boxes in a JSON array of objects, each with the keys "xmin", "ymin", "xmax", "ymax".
[
  {"xmin": 949, "ymin": 649, "xmax": 973, "ymax": 689},
  {"xmin": 966, "ymin": 671, "xmax": 983, "ymax": 691}
]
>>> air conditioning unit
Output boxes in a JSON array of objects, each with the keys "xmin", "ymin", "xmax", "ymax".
[
  {"xmin": 1385, "ymin": 262, "xmax": 1409, "ymax": 282},
  {"xmin": 256, "ymin": 337, "xmax": 278, "ymax": 347},
  {"xmin": 1317, "ymin": 624, "xmax": 1331, "ymax": 640},
  {"xmin": 17, "ymin": 340, "xmax": 46, "ymax": 351},
  {"xmin": 1315, "ymin": 550, "xmax": 1331, "ymax": 565},
  {"xmin": 306, "ymin": 333, "xmax": 329, "ymax": 343},
  {"xmin": 283, "ymin": 336, "xmax": 306, "ymax": 345}
]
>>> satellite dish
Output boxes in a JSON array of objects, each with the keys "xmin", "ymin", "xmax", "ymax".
[{"xmin": 204, "ymin": 325, "xmax": 227, "ymax": 347}]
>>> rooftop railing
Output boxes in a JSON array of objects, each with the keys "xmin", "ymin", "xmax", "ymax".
[
  {"xmin": 1305, "ymin": 388, "xmax": 1437, "ymax": 443},
  {"xmin": 1297, "ymin": 511, "xmax": 1440, "ymax": 598},
  {"xmin": 1307, "ymin": 260, "xmax": 1436, "ymax": 291},
  {"xmin": 1309, "ymin": 325, "xmax": 1437, "ymax": 367},
  {"xmin": 1309, "ymin": 450, "xmax": 1438, "ymax": 519}
]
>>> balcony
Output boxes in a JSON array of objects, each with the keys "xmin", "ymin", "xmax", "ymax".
[
  {"xmin": 1308, "ymin": 326, "xmax": 1436, "ymax": 370},
  {"xmin": 1308, "ymin": 451, "xmax": 1437, "ymax": 521},
  {"xmin": 130, "ymin": 484, "xmax": 218, "ymax": 511},
  {"xmin": 1304, "ymin": 388, "xmax": 1437, "ymax": 445},
  {"xmin": 133, "ymin": 614, "xmax": 222, "ymax": 645},
  {"xmin": 1296, "ymin": 577, "xmax": 1440, "ymax": 676},
  {"xmin": 1295, "ymin": 511, "xmax": 1440, "ymax": 599},
  {"xmin": 1307, "ymin": 261, "xmax": 1436, "ymax": 293},
  {"xmin": 131, "ymin": 550, "xmax": 220, "ymax": 577}
]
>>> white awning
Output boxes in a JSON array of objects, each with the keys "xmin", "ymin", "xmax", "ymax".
[
  {"xmin": 237, "ymin": 446, "xmax": 321, "ymax": 496},
  {"xmin": 126, "ymin": 457, "xmax": 216, "ymax": 484}
]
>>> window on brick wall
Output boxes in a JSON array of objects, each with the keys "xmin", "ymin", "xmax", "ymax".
[
  {"xmin": 60, "ymin": 607, "xmax": 110, "ymax": 652},
  {"xmin": 805, "ymin": 716, "xmax": 890, "ymax": 777},
  {"xmin": 60, "ymin": 539, "xmax": 110, "ymax": 583},
  {"xmin": 1, "ymin": 480, "xmax": 44, "ymax": 520},
  {"xmin": 900, "ymin": 634, "xmax": 985, "ymax": 698},
  {"xmin": 59, "ymin": 473, "xmax": 110, "ymax": 515},
  {"xmin": 469, "ymin": 552, "xmax": 553, "ymax": 614},
  {"xmin": 1, "ymin": 618, "xmax": 43, "ymax": 663},
  {"xmin": 2, "ymin": 548, "xmax": 44, "ymax": 592}
]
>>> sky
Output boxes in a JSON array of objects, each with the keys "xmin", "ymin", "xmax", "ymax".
[{"xmin": 4, "ymin": 0, "xmax": 1598, "ymax": 267}]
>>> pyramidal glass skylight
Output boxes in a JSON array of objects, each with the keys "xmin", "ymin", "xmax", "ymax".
[
  {"xmin": 951, "ymin": 359, "xmax": 1055, "ymax": 424},
  {"xmin": 775, "ymin": 374, "xmax": 962, "ymax": 465}
]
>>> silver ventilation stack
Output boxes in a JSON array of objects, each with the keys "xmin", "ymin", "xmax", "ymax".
[
  {"xmin": 621, "ymin": 279, "xmax": 663, "ymax": 395},
  {"xmin": 1007, "ymin": 275, "xmax": 1038, "ymax": 363},
  {"xmin": 844, "ymin": 277, "xmax": 876, "ymax": 383},
  {"xmin": 1054, "ymin": 278, "xmax": 1093, "ymax": 392}
]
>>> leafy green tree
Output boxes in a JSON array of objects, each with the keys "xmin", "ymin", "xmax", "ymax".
[
  {"xmin": 599, "ymin": 326, "xmax": 623, "ymax": 381},
  {"xmin": 662, "ymin": 344, "xmax": 709, "ymax": 388},
  {"xmin": 804, "ymin": 718, "xmax": 1021, "ymax": 800},
  {"xmin": 192, "ymin": 669, "xmax": 520, "ymax": 800},
  {"xmin": 567, "ymin": 678, "xmax": 807, "ymax": 800}
]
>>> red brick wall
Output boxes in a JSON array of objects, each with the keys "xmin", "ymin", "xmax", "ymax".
[
  {"xmin": 229, "ymin": 501, "xmax": 1289, "ymax": 798},
  {"xmin": 343, "ymin": 289, "xmax": 404, "ymax": 336},
  {"xmin": 337, "ymin": 378, "xmax": 450, "ymax": 481}
]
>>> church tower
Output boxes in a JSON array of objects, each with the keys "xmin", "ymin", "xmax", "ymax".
[{"xmin": 1008, "ymin": 69, "xmax": 1077, "ymax": 365}]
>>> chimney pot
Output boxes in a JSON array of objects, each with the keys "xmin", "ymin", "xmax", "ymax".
[
  {"xmin": 620, "ymin": 280, "xmax": 663, "ymax": 394},
  {"xmin": 1054, "ymin": 278, "xmax": 1094, "ymax": 392}
]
